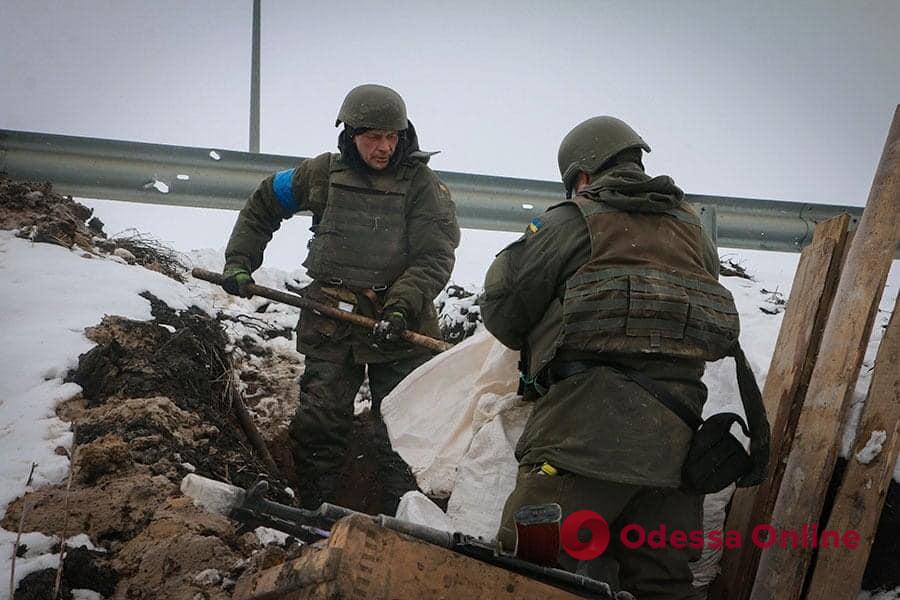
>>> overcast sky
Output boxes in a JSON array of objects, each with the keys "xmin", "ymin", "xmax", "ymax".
[{"xmin": 2, "ymin": 0, "xmax": 899, "ymax": 208}]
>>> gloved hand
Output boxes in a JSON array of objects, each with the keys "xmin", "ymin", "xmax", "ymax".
[
  {"xmin": 372, "ymin": 309, "xmax": 407, "ymax": 344},
  {"xmin": 222, "ymin": 267, "xmax": 255, "ymax": 298}
]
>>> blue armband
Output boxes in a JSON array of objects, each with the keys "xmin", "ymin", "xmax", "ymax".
[{"xmin": 272, "ymin": 169, "xmax": 299, "ymax": 215}]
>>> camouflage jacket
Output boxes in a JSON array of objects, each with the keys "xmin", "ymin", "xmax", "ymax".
[
  {"xmin": 225, "ymin": 152, "xmax": 459, "ymax": 363},
  {"xmin": 481, "ymin": 164, "xmax": 720, "ymax": 486}
]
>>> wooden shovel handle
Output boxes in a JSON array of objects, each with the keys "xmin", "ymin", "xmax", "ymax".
[{"xmin": 191, "ymin": 268, "xmax": 451, "ymax": 354}]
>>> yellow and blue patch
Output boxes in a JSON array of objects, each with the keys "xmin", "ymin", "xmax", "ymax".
[{"xmin": 527, "ymin": 217, "xmax": 544, "ymax": 234}]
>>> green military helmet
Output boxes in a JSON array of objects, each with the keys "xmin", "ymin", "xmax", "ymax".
[
  {"xmin": 335, "ymin": 84, "xmax": 408, "ymax": 131},
  {"xmin": 557, "ymin": 116, "xmax": 651, "ymax": 195}
]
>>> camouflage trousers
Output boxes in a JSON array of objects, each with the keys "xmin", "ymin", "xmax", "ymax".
[
  {"xmin": 289, "ymin": 353, "xmax": 429, "ymax": 512},
  {"xmin": 498, "ymin": 465, "xmax": 704, "ymax": 600}
]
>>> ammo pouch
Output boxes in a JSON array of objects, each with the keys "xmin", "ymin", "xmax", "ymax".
[
  {"xmin": 682, "ymin": 413, "xmax": 753, "ymax": 495},
  {"xmin": 619, "ymin": 344, "xmax": 769, "ymax": 495}
]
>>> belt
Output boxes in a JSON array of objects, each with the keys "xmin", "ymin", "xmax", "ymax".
[
  {"xmin": 325, "ymin": 278, "xmax": 387, "ymax": 292},
  {"xmin": 544, "ymin": 360, "xmax": 606, "ymax": 386},
  {"xmin": 546, "ymin": 360, "xmax": 701, "ymax": 429}
]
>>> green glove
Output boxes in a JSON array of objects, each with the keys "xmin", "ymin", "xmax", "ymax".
[
  {"xmin": 222, "ymin": 267, "xmax": 255, "ymax": 298},
  {"xmin": 372, "ymin": 309, "xmax": 407, "ymax": 344}
]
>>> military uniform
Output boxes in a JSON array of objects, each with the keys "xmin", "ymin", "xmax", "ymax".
[
  {"xmin": 224, "ymin": 106, "xmax": 460, "ymax": 511},
  {"xmin": 482, "ymin": 155, "xmax": 736, "ymax": 598}
]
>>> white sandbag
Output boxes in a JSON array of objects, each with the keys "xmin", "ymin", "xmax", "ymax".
[
  {"xmin": 382, "ymin": 330, "xmax": 519, "ymax": 497},
  {"xmin": 395, "ymin": 490, "xmax": 453, "ymax": 532},
  {"xmin": 445, "ymin": 391, "xmax": 531, "ymax": 539}
]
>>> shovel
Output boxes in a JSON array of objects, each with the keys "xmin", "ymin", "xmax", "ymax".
[{"xmin": 191, "ymin": 268, "xmax": 452, "ymax": 354}]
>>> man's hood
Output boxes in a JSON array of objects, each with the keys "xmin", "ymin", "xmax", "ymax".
[{"xmin": 579, "ymin": 162, "xmax": 684, "ymax": 212}]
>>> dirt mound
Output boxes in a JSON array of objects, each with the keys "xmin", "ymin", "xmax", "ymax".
[
  {"xmin": 75, "ymin": 433, "xmax": 134, "ymax": 485},
  {"xmin": 5, "ymin": 286, "xmax": 427, "ymax": 598},
  {"xmin": 2, "ymin": 472, "xmax": 177, "ymax": 544},
  {"xmin": 75, "ymin": 295, "xmax": 231, "ymax": 411},
  {"xmin": 67, "ymin": 294, "xmax": 288, "ymax": 495},
  {"xmin": 112, "ymin": 496, "xmax": 252, "ymax": 599},
  {"xmin": 0, "ymin": 175, "xmax": 98, "ymax": 250},
  {"xmin": 4, "ymin": 295, "xmax": 289, "ymax": 598},
  {"xmin": 0, "ymin": 175, "xmax": 187, "ymax": 280},
  {"xmin": 94, "ymin": 230, "xmax": 189, "ymax": 282}
]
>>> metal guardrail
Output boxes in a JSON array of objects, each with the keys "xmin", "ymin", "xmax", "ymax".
[{"xmin": 1, "ymin": 129, "xmax": 864, "ymax": 252}]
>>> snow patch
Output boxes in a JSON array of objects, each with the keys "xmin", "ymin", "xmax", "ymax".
[
  {"xmin": 859, "ymin": 587, "xmax": 900, "ymax": 600},
  {"xmin": 856, "ymin": 431, "xmax": 888, "ymax": 465},
  {"xmin": 143, "ymin": 179, "xmax": 170, "ymax": 194},
  {"xmin": 254, "ymin": 526, "xmax": 291, "ymax": 546},
  {"xmin": 113, "ymin": 247, "xmax": 136, "ymax": 262}
]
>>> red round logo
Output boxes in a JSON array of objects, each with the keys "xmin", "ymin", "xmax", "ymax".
[{"xmin": 560, "ymin": 510, "xmax": 610, "ymax": 560}]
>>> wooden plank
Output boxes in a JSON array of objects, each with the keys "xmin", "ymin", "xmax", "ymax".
[
  {"xmin": 234, "ymin": 514, "xmax": 586, "ymax": 599},
  {"xmin": 805, "ymin": 294, "xmax": 900, "ymax": 598},
  {"xmin": 750, "ymin": 106, "xmax": 900, "ymax": 600},
  {"xmin": 233, "ymin": 545, "xmax": 342, "ymax": 599},
  {"xmin": 710, "ymin": 214, "xmax": 850, "ymax": 599}
]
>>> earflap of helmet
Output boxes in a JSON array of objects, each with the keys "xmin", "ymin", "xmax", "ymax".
[{"xmin": 561, "ymin": 164, "xmax": 581, "ymax": 199}]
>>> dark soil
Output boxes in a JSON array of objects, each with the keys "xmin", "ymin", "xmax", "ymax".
[
  {"xmin": 14, "ymin": 569, "xmax": 72, "ymax": 600},
  {"xmin": 0, "ymin": 174, "xmax": 97, "ymax": 250},
  {"xmin": 12, "ymin": 546, "xmax": 116, "ymax": 599},
  {"xmin": 865, "ymin": 477, "xmax": 900, "ymax": 591},
  {"xmin": 0, "ymin": 174, "xmax": 186, "ymax": 280},
  {"xmin": 65, "ymin": 545, "xmax": 119, "ymax": 594},
  {"xmin": 66, "ymin": 293, "xmax": 296, "ymax": 500},
  {"xmin": 335, "ymin": 412, "xmax": 420, "ymax": 516},
  {"xmin": 266, "ymin": 406, "xmax": 421, "ymax": 516},
  {"xmin": 2, "ymin": 472, "xmax": 179, "ymax": 546}
]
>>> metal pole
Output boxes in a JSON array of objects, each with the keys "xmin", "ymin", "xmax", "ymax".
[{"xmin": 249, "ymin": 0, "xmax": 261, "ymax": 153}]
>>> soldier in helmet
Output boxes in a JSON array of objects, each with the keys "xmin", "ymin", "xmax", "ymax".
[
  {"xmin": 481, "ymin": 117, "xmax": 767, "ymax": 598},
  {"xmin": 222, "ymin": 84, "xmax": 460, "ymax": 512}
]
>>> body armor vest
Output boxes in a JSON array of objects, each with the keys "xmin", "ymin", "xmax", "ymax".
[
  {"xmin": 562, "ymin": 197, "xmax": 739, "ymax": 360},
  {"xmin": 526, "ymin": 197, "xmax": 739, "ymax": 377},
  {"xmin": 303, "ymin": 155, "xmax": 413, "ymax": 289}
]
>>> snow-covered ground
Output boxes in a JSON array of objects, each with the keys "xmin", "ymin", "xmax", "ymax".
[{"xmin": 0, "ymin": 198, "xmax": 897, "ymax": 598}]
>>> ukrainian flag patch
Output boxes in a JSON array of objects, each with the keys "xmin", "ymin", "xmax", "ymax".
[{"xmin": 527, "ymin": 217, "xmax": 543, "ymax": 234}]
